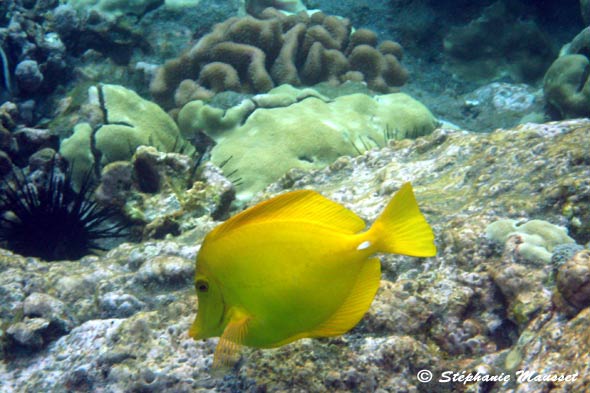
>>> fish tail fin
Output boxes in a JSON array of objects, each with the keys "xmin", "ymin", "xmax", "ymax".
[{"xmin": 368, "ymin": 182, "xmax": 436, "ymax": 257}]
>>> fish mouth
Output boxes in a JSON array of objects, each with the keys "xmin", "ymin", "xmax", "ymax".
[
  {"xmin": 188, "ymin": 320, "xmax": 201, "ymax": 339},
  {"xmin": 189, "ymin": 297, "xmax": 227, "ymax": 340}
]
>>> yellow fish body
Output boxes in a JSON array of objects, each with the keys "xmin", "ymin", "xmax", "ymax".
[{"xmin": 190, "ymin": 182, "xmax": 436, "ymax": 366}]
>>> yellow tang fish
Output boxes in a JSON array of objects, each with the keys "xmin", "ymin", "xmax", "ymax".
[{"xmin": 189, "ymin": 182, "xmax": 436, "ymax": 366}]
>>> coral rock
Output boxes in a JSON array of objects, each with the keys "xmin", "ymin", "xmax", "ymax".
[
  {"xmin": 96, "ymin": 161, "xmax": 134, "ymax": 206},
  {"xmin": 7, "ymin": 318, "xmax": 50, "ymax": 350},
  {"xmin": 15, "ymin": 60, "xmax": 44, "ymax": 93},
  {"xmin": 23, "ymin": 292, "xmax": 75, "ymax": 336},
  {"xmin": 556, "ymin": 250, "xmax": 590, "ymax": 315}
]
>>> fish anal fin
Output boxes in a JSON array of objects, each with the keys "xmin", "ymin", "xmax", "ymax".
[
  {"xmin": 209, "ymin": 190, "xmax": 366, "ymax": 240},
  {"xmin": 308, "ymin": 257, "xmax": 381, "ymax": 337},
  {"xmin": 212, "ymin": 313, "xmax": 250, "ymax": 370}
]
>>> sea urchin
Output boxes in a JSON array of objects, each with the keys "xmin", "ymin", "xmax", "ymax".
[{"xmin": 0, "ymin": 161, "xmax": 127, "ymax": 261}]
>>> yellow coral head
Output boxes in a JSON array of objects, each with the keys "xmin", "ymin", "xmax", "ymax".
[{"xmin": 189, "ymin": 273, "xmax": 225, "ymax": 340}]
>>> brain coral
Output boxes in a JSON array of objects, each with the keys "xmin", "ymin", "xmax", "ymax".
[{"xmin": 150, "ymin": 8, "xmax": 408, "ymax": 109}]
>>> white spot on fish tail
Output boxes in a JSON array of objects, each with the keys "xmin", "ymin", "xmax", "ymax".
[{"xmin": 357, "ymin": 241, "xmax": 371, "ymax": 250}]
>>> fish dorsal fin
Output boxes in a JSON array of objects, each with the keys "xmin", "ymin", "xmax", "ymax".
[
  {"xmin": 307, "ymin": 257, "xmax": 381, "ymax": 337},
  {"xmin": 209, "ymin": 190, "xmax": 366, "ymax": 239},
  {"xmin": 213, "ymin": 311, "xmax": 250, "ymax": 369}
]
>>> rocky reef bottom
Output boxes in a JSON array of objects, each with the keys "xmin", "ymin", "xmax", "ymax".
[{"xmin": 1, "ymin": 119, "xmax": 590, "ymax": 392}]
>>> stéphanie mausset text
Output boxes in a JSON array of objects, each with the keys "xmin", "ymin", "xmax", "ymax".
[{"xmin": 439, "ymin": 370, "xmax": 579, "ymax": 385}]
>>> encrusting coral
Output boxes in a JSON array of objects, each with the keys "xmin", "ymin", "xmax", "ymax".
[
  {"xmin": 486, "ymin": 218, "xmax": 576, "ymax": 264},
  {"xmin": 241, "ymin": 0, "xmax": 306, "ymax": 17},
  {"xmin": 59, "ymin": 84, "xmax": 194, "ymax": 189},
  {"xmin": 178, "ymin": 88, "xmax": 438, "ymax": 201},
  {"xmin": 150, "ymin": 8, "xmax": 408, "ymax": 109}
]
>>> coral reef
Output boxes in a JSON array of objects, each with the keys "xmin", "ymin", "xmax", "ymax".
[
  {"xmin": 2, "ymin": 0, "xmax": 590, "ymax": 391},
  {"xmin": 2, "ymin": 118, "xmax": 590, "ymax": 391},
  {"xmin": 178, "ymin": 96, "xmax": 256, "ymax": 135},
  {"xmin": 52, "ymin": 4, "xmax": 150, "ymax": 65},
  {"xmin": 150, "ymin": 9, "xmax": 408, "ymax": 109},
  {"xmin": 561, "ymin": 25, "xmax": 590, "ymax": 56},
  {"xmin": 55, "ymin": 84, "xmax": 229, "ymax": 240},
  {"xmin": 534, "ymin": 11, "xmax": 590, "ymax": 120}
]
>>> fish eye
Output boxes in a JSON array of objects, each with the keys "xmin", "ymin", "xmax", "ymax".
[{"xmin": 196, "ymin": 279, "xmax": 209, "ymax": 293}]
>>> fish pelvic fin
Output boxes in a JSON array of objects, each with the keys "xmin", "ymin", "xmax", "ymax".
[
  {"xmin": 369, "ymin": 182, "xmax": 436, "ymax": 257},
  {"xmin": 212, "ymin": 310, "xmax": 250, "ymax": 370},
  {"xmin": 307, "ymin": 257, "xmax": 380, "ymax": 338}
]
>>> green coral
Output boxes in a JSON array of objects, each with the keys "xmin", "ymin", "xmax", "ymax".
[
  {"xmin": 252, "ymin": 84, "xmax": 329, "ymax": 108},
  {"xmin": 178, "ymin": 99, "xmax": 256, "ymax": 137},
  {"xmin": 59, "ymin": 123, "xmax": 96, "ymax": 189},
  {"xmin": 94, "ymin": 84, "xmax": 183, "ymax": 163},
  {"xmin": 177, "ymin": 84, "xmax": 329, "ymax": 136},
  {"xmin": 180, "ymin": 89, "xmax": 437, "ymax": 201},
  {"xmin": 60, "ymin": 84, "xmax": 192, "ymax": 188}
]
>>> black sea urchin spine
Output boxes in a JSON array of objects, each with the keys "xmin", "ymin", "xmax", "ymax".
[{"xmin": 0, "ymin": 162, "xmax": 127, "ymax": 261}]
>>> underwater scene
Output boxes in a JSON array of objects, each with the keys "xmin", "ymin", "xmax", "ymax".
[{"xmin": 1, "ymin": 0, "xmax": 590, "ymax": 391}]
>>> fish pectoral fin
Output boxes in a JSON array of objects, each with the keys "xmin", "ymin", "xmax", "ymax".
[
  {"xmin": 213, "ymin": 312, "xmax": 250, "ymax": 369},
  {"xmin": 308, "ymin": 257, "xmax": 381, "ymax": 337}
]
